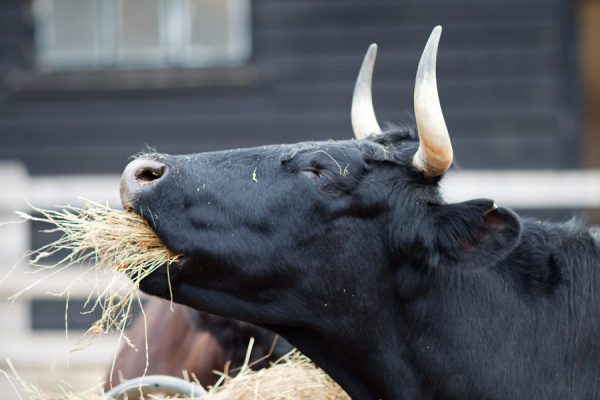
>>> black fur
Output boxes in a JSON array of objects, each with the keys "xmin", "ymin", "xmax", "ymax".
[{"xmin": 121, "ymin": 130, "xmax": 600, "ymax": 399}]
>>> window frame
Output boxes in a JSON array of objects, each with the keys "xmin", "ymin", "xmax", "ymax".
[{"xmin": 32, "ymin": 0, "xmax": 252, "ymax": 71}]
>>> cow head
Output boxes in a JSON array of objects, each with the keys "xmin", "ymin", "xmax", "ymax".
[{"xmin": 120, "ymin": 27, "xmax": 522, "ymax": 399}]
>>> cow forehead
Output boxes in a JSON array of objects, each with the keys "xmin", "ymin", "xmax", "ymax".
[{"xmin": 144, "ymin": 132, "xmax": 419, "ymax": 170}]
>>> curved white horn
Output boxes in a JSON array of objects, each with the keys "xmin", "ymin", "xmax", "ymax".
[
  {"xmin": 412, "ymin": 26, "xmax": 453, "ymax": 178},
  {"xmin": 352, "ymin": 44, "xmax": 382, "ymax": 140}
]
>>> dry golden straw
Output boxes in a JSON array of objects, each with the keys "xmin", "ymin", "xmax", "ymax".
[
  {"xmin": 0, "ymin": 359, "xmax": 108, "ymax": 400},
  {"xmin": 12, "ymin": 200, "xmax": 181, "ymax": 345},
  {"xmin": 1, "ymin": 350, "xmax": 350, "ymax": 400},
  {"xmin": 204, "ymin": 349, "xmax": 350, "ymax": 400}
]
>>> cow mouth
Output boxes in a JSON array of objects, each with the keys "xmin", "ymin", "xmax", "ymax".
[
  {"xmin": 120, "ymin": 158, "xmax": 193, "ymax": 296},
  {"xmin": 118, "ymin": 203, "xmax": 188, "ymax": 291},
  {"xmin": 133, "ymin": 254, "xmax": 188, "ymax": 300}
]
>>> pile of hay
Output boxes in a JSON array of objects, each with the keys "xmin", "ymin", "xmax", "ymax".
[
  {"xmin": 12, "ymin": 200, "xmax": 181, "ymax": 343},
  {"xmin": 204, "ymin": 350, "xmax": 349, "ymax": 400},
  {"xmin": 2, "ymin": 350, "xmax": 349, "ymax": 399}
]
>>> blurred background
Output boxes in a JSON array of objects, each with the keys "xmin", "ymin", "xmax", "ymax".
[{"xmin": 0, "ymin": 0, "xmax": 599, "ymax": 397}]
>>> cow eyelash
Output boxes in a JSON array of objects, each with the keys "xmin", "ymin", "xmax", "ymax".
[{"xmin": 302, "ymin": 167, "xmax": 324, "ymax": 179}]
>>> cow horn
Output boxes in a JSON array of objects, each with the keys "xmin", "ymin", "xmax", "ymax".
[
  {"xmin": 352, "ymin": 44, "xmax": 382, "ymax": 140},
  {"xmin": 413, "ymin": 26, "xmax": 453, "ymax": 178}
]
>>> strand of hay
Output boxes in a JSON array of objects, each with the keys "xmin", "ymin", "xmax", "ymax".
[{"xmin": 12, "ymin": 200, "xmax": 181, "ymax": 345}]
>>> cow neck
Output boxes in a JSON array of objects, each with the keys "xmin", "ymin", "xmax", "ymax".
[{"xmin": 269, "ymin": 307, "xmax": 416, "ymax": 399}]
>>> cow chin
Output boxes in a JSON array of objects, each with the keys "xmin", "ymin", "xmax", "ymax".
[{"xmin": 136, "ymin": 257, "xmax": 189, "ymax": 301}]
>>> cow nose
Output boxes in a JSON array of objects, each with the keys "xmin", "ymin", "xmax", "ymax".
[{"xmin": 120, "ymin": 158, "xmax": 168, "ymax": 210}]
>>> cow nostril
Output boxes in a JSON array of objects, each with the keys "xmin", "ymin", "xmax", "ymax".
[
  {"xmin": 121, "ymin": 159, "xmax": 168, "ymax": 210},
  {"xmin": 135, "ymin": 166, "xmax": 166, "ymax": 183}
]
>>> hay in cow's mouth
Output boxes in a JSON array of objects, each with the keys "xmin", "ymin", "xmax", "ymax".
[{"xmin": 12, "ymin": 200, "xmax": 182, "ymax": 344}]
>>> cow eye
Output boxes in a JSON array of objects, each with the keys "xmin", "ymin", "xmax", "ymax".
[
  {"xmin": 302, "ymin": 167, "xmax": 323, "ymax": 179},
  {"xmin": 302, "ymin": 167, "xmax": 342, "ymax": 194}
]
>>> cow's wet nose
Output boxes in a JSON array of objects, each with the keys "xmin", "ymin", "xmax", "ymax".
[{"xmin": 120, "ymin": 158, "xmax": 168, "ymax": 210}]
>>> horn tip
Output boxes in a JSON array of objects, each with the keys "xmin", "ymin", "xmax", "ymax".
[
  {"xmin": 366, "ymin": 43, "xmax": 378, "ymax": 57},
  {"xmin": 429, "ymin": 26, "xmax": 442, "ymax": 42}
]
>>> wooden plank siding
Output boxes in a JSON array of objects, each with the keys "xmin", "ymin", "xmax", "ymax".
[{"xmin": 0, "ymin": 0, "xmax": 579, "ymax": 175}]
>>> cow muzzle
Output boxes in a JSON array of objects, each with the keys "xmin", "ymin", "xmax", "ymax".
[{"xmin": 120, "ymin": 158, "xmax": 168, "ymax": 210}]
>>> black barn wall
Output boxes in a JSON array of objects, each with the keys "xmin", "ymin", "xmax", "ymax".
[{"xmin": 0, "ymin": 0, "xmax": 579, "ymax": 176}]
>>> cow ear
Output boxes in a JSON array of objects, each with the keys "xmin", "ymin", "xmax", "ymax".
[{"xmin": 432, "ymin": 199, "xmax": 522, "ymax": 269}]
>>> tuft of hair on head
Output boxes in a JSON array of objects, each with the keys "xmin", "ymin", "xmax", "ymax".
[{"xmin": 131, "ymin": 146, "xmax": 160, "ymax": 161}]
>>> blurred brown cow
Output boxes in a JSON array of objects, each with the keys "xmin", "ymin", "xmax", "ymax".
[{"xmin": 104, "ymin": 298, "xmax": 292, "ymax": 390}]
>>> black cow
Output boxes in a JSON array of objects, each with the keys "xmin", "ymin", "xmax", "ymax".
[{"xmin": 119, "ymin": 26, "xmax": 600, "ymax": 399}]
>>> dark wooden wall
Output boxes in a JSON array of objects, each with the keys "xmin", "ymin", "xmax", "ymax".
[{"xmin": 0, "ymin": 0, "xmax": 578, "ymax": 175}]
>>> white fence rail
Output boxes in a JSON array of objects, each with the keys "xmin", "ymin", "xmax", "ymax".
[
  {"xmin": 3, "ymin": 161, "xmax": 600, "ymax": 213},
  {"xmin": 443, "ymin": 170, "xmax": 600, "ymax": 209}
]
